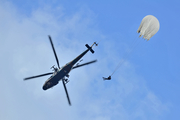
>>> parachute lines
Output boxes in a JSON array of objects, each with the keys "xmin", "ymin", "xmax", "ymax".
[{"xmin": 111, "ymin": 36, "xmax": 142, "ymax": 76}]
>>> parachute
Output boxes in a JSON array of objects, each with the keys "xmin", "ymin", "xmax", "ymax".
[
  {"xmin": 137, "ymin": 15, "xmax": 160, "ymax": 40},
  {"xmin": 104, "ymin": 15, "xmax": 160, "ymax": 80}
]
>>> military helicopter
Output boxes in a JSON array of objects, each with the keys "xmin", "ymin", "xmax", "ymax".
[{"xmin": 24, "ymin": 35, "xmax": 98, "ymax": 105}]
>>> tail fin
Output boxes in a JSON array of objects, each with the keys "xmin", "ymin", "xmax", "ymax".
[{"xmin": 85, "ymin": 44, "xmax": 94, "ymax": 53}]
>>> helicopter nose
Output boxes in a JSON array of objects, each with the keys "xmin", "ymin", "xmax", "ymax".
[{"xmin": 42, "ymin": 85, "xmax": 47, "ymax": 90}]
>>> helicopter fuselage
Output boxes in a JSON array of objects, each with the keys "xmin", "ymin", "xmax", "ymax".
[
  {"xmin": 42, "ymin": 63, "xmax": 72, "ymax": 90},
  {"xmin": 42, "ymin": 49, "xmax": 89, "ymax": 90}
]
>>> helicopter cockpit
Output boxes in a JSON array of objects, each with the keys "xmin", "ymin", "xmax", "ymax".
[{"xmin": 43, "ymin": 81, "xmax": 59, "ymax": 90}]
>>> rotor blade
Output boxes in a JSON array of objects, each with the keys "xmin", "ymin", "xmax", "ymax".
[
  {"xmin": 62, "ymin": 79, "xmax": 71, "ymax": 106},
  {"xmin": 24, "ymin": 72, "xmax": 53, "ymax": 80},
  {"xmin": 72, "ymin": 59, "xmax": 97, "ymax": 69},
  {"xmin": 49, "ymin": 35, "xmax": 60, "ymax": 68}
]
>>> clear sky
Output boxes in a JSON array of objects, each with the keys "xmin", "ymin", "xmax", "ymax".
[{"xmin": 0, "ymin": 0, "xmax": 180, "ymax": 120}]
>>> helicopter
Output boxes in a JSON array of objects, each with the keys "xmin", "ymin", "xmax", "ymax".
[{"xmin": 24, "ymin": 35, "xmax": 98, "ymax": 105}]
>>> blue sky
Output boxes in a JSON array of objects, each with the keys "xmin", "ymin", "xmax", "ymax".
[{"xmin": 0, "ymin": 0, "xmax": 180, "ymax": 120}]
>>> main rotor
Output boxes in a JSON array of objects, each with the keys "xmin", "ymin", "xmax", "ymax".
[{"xmin": 48, "ymin": 35, "xmax": 60, "ymax": 69}]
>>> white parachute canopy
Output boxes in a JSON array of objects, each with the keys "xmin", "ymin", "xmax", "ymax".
[{"xmin": 137, "ymin": 15, "xmax": 160, "ymax": 41}]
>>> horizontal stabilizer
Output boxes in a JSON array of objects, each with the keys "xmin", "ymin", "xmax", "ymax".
[{"xmin": 85, "ymin": 44, "xmax": 94, "ymax": 53}]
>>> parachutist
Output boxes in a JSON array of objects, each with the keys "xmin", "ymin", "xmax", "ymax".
[{"xmin": 103, "ymin": 76, "xmax": 111, "ymax": 80}]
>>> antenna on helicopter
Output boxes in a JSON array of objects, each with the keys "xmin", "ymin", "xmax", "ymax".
[{"xmin": 76, "ymin": 59, "xmax": 83, "ymax": 66}]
